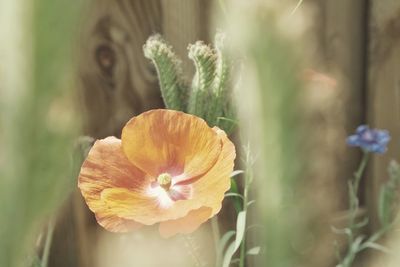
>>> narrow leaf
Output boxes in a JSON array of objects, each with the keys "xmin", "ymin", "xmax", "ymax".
[
  {"xmin": 230, "ymin": 170, "xmax": 244, "ymax": 178},
  {"xmin": 217, "ymin": 230, "xmax": 236, "ymax": 267},
  {"xmin": 222, "ymin": 241, "xmax": 236, "ymax": 267},
  {"xmin": 247, "ymin": 246, "xmax": 261, "ymax": 255},
  {"xmin": 247, "ymin": 200, "xmax": 256, "ymax": 207},
  {"xmin": 222, "ymin": 211, "xmax": 247, "ymax": 267},
  {"xmin": 225, "ymin": 192, "xmax": 244, "ymax": 200},
  {"xmin": 234, "ymin": 211, "xmax": 247, "ymax": 251},
  {"xmin": 362, "ymin": 242, "xmax": 391, "ymax": 254}
]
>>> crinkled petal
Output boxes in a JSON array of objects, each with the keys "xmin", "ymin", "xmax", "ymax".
[
  {"xmin": 102, "ymin": 187, "xmax": 177, "ymax": 225},
  {"xmin": 121, "ymin": 109, "xmax": 222, "ymax": 179},
  {"xmin": 159, "ymin": 207, "xmax": 212, "ymax": 238},
  {"xmin": 95, "ymin": 211, "xmax": 142, "ymax": 233},
  {"xmin": 78, "ymin": 136, "xmax": 147, "ymax": 231},
  {"xmin": 189, "ymin": 128, "xmax": 236, "ymax": 216},
  {"xmin": 102, "ymin": 127, "xmax": 235, "ymax": 226}
]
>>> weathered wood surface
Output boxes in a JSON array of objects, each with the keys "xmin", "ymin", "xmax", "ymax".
[
  {"xmin": 49, "ymin": 1, "xmax": 211, "ymax": 267},
  {"xmin": 303, "ymin": 0, "xmax": 367, "ymax": 266},
  {"xmin": 78, "ymin": 0, "xmax": 164, "ymax": 138},
  {"xmin": 364, "ymin": 2, "xmax": 400, "ymax": 266},
  {"xmin": 47, "ymin": 0, "xmax": 400, "ymax": 266},
  {"xmin": 366, "ymin": 0, "xmax": 400, "ymax": 243}
]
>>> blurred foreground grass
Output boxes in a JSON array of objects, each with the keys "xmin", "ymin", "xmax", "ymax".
[
  {"xmin": 225, "ymin": 0, "xmax": 309, "ymax": 266},
  {"xmin": 0, "ymin": 1, "xmax": 86, "ymax": 266}
]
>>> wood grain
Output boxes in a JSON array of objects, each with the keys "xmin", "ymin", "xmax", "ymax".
[
  {"xmin": 366, "ymin": 0, "xmax": 400, "ymax": 233},
  {"xmin": 78, "ymin": 0, "xmax": 164, "ymax": 138}
]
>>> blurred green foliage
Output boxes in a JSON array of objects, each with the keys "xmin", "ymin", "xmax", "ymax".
[
  {"xmin": 0, "ymin": 0, "xmax": 86, "ymax": 266},
  {"xmin": 225, "ymin": 1, "xmax": 307, "ymax": 266}
]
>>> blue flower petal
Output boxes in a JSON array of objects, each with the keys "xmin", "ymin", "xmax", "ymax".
[
  {"xmin": 347, "ymin": 135, "xmax": 360, "ymax": 146},
  {"xmin": 356, "ymin": 125, "xmax": 368, "ymax": 134},
  {"xmin": 376, "ymin": 131, "xmax": 390, "ymax": 143},
  {"xmin": 347, "ymin": 125, "xmax": 390, "ymax": 154}
]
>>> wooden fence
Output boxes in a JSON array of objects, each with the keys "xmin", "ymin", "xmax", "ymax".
[{"xmin": 47, "ymin": 1, "xmax": 400, "ymax": 266}]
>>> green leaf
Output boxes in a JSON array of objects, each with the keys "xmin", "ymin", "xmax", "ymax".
[
  {"xmin": 222, "ymin": 211, "xmax": 247, "ymax": 267},
  {"xmin": 230, "ymin": 170, "xmax": 244, "ymax": 178},
  {"xmin": 361, "ymin": 242, "xmax": 391, "ymax": 254},
  {"xmin": 378, "ymin": 160, "xmax": 400, "ymax": 226},
  {"xmin": 247, "ymin": 200, "xmax": 256, "ymax": 208},
  {"xmin": 331, "ymin": 226, "xmax": 352, "ymax": 236},
  {"xmin": 230, "ymin": 179, "xmax": 243, "ymax": 213},
  {"xmin": 378, "ymin": 185, "xmax": 391, "ymax": 226},
  {"xmin": 234, "ymin": 211, "xmax": 247, "ymax": 251},
  {"xmin": 225, "ymin": 192, "xmax": 244, "ymax": 200},
  {"xmin": 222, "ymin": 241, "xmax": 236, "ymax": 267},
  {"xmin": 354, "ymin": 217, "xmax": 368, "ymax": 229},
  {"xmin": 247, "ymin": 246, "xmax": 261, "ymax": 255},
  {"xmin": 217, "ymin": 230, "xmax": 236, "ymax": 266}
]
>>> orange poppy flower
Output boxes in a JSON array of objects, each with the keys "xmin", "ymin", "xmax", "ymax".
[{"xmin": 78, "ymin": 109, "xmax": 236, "ymax": 237}]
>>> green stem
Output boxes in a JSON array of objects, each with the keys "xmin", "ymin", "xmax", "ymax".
[
  {"xmin": 339, "ymin": 152, "xmax": 369, "ymax": 267},
  {"xmin": 230, "ymin": 179, "xmax": 243, "ymax": 213},
  {"xmin": 239, "ymin": 184, "xmax": 248, "ymax": 267},
  {"xmin": 239, "ymin": 152, "xmax": 252, "ymax": 267},
  {"xmin": 41, "ymin": 218, "xmax": 55, "ymax": 267},
  {"xmin": 353, "ymin": 152, "xmax": 369, "ymax": 198}
]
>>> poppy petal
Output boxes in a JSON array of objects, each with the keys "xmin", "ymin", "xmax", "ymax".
[
  {"xmin": 159, "ymin": 207, "xmax": 212, "ymax": 238},
  {"xmin": 102, "ymin": 128, "xmax": 235, "ymax": 228},
  {"xmin": 102, "ymin": 186, "xmax": 207, "ymax": 225},
  {"xmin": 101, "ymin": 187, "xmax": 169, "ymax": 225},
  {"xmin": 95, "ymin": 211, "xmax": 142, "ymax": 233},
  {"xmin": 121, "ymin": 109, "xmax": 222, "ymax": 179},
  {"xmin": 190, "ymin": 128, "xmax": 236, "ymax": 216},
  {"xmin": 78, "ymin": 136, "xmax": 147, "ymax": 231}
]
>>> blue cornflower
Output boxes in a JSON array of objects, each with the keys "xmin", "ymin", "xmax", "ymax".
[{"xmin": 347, "ymin": 125, "xmax": 391, "ymax": 154}]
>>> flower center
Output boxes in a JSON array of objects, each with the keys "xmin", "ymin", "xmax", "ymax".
[{"xmin": 157, "ymin": 173, "xmax": 172, "ymax": 190}]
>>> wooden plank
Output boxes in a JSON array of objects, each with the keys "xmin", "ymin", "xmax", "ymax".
[
  {"xmin": 366, "ymin": 0, "xmax": 400, "ymax": 231},
  {"xmin": 162, "ymin": 0, "xmax": 211, "ymax": 75},
  {"xmin": 77, "ymin": 0, "xmax": 165, "ymax": 138}
]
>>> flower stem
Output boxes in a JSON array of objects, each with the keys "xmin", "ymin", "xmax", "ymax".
[
  {"xmin": 349, "ymin": 152, "xmax": 369, "ymax": 232},
  {"xmin": 338, "ymin": 151, "xmax": 369, "ymax": 267},
  {"xmin": 353, "ymin": 152, "xmax": 369, "ymax": 198},
  {"xmin": 239, "ymin": 149, "xmax": 253, "ymax": 267},
  {"xmin": 239, "ymin": 184, "xmax": 248, "ymax": 267},
  {"xmin": 41, "ymin": 218, "xmax": 55, "ymax": 267}
]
